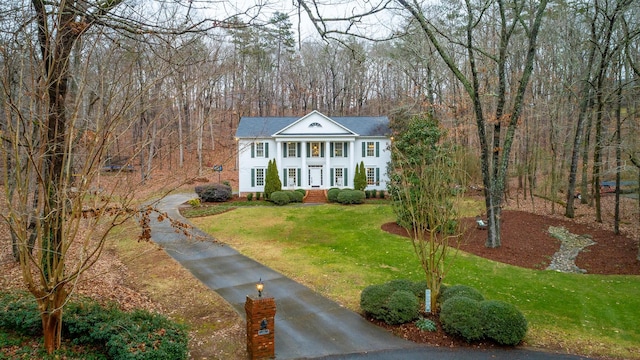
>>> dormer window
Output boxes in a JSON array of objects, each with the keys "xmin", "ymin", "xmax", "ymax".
[{"xmin": 309, "ymin": 122, "xmax": 322, "ymax": 128}]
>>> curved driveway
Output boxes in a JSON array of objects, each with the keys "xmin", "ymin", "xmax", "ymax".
[{"xmin": 151, "ymin": 194, "xmax": 593, "ymax": 360}]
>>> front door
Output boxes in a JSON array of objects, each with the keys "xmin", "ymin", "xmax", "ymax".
[{"xmin": 309, "ymin": 166, "xmax": 323, "ymax": 187}]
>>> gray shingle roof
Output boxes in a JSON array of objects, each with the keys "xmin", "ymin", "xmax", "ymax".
[{"xmin": 235, "ymin": 115, "xmax": 390, "ymax": 138}]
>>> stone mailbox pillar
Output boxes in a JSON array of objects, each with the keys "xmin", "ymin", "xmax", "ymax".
[{"xmin": 245, "ymin": 295, "xmax": 276, "ymax": 359}]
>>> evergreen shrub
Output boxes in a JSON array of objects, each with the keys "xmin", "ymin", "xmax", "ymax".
[
  {"xmin": 195, "ymin": 183, "xmax": 232, "ymax": 202},
  {"xmin": 354, "ymin": 161, "xmax": 367, "ymax": 191},
  {"xmin": 381, "ymin": 290, "xmax": 420, "ymax": 325},
  {"xmin": 360, "ymin": 284, "xmax": 394, "ymax": 319},
  {"xmin": 99, "ymin": 310, "xmax": 187, "ymax": 359},
  {"xmin": 327, "ymin": 188, "xmax": 341, "ymax": 202},
  {"xmin": 410, "ymin": 281, "xmax": 430, "ymax": 300},
  {"xmin": 264, "ymin": 159, "xmax": 282, "ymax": 199},
  {"xmin": 386, "ymin": 279, "xmax": 429, "ymax": 299},
  {"xmin": 0, "ymin": 291, "xmax": 41, "ymax": 336},
  {"xmin": 386, "ymin": 279, "xmax": 414, "ymax": 292},
  {"xmin": 440, "ymin": 297, "xmax": 483, "ymax": 342},
  {"xmin": 479, "ymin": 300, "xmax": 528, "ymax": 345},
  {"xmin": 292, "ymin": 191, "xmax": 304, "ymax": 202},
  {"xmin": 360, "ymin": 280, "xmax": 424, "ymax": 325},
  {"xmin": 247, "ymin": 193, "xmax": 253, "ymax": 201},
  {"xmin": 0, "ymin": 291, "xmax": 188, "ymax": 359},
  {"xmin": 336, "ymin": 189, "xmax": 365, "ymax": 204},
  {"xmin": 284, "ymin": 190, "xmax": 303, "ymax": 203},
  {"xmin": 269, "ymin": 191, "xmax": 290, "ymax": 205},
  {"xmin": 439, "ymin": 284, "xmax": 484, "ymax": 305}
]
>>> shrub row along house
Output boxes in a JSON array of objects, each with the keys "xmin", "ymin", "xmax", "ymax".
[{"xmin": 235, "ymin": 111, "xmax": 391, "ymax": 196}]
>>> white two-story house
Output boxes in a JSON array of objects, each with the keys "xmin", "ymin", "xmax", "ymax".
[{"xmin": 235, "ymin": 110, "xmax": 391, "ymax": 195}]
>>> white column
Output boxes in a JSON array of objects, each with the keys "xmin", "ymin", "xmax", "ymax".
[
  {"xmin": 275, "ymin": 139, "xmax": 283, "ymax": 187},
  {"xmin": 325, "ymin": 140, "xmax": 331, "ymax": 188},
  {"xmin": 349, "ymin": 140, "xmax": 356, "ymax": 185},
  {"xmin": 301, "ymin": 141, "xmax": 307, "ymax": 188}
]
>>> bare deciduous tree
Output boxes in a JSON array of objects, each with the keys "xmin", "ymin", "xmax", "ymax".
[
  {"xmin": 0, "ymin": 0, "xmax": 233, "ymax": 352},
  {"xmin": 299, "ymin": 0, "xmax": 548, "ymax": 248},
  {"xmin": 387, "ymin": 114, "xmax": 465, "ymax": 312}
]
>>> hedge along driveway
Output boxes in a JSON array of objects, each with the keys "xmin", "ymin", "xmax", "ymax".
[{"xmin": 191, "ymin": 204, "xmax": 640, "ymax": 360}]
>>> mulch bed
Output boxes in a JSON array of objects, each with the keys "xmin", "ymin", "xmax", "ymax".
[
  {"xmin": 381, "ymin": 210, "xmax": 640, "ymax": 275},
  {"xmin": 378, "ymin": 210, "xmax": 640, "ymax": 350}
]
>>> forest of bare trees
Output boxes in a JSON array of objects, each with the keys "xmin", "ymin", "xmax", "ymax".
[
  {"xmin": 1, "ymin": 0, "xmax": 638, "ymax": 228},
  {"xmin": 0, "ymin": 0, "xmax": 638, "ymax": 352}
]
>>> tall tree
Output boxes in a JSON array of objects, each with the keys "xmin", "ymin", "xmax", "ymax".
[
  {"xmin": 354, "ymin": 161, "xmax": 367, "ymax": 191},
  {"xmin": 299, "ymin": 0, "xmax": 549, "ymax": 247},
  {"xmin": 264, "ymin": 159, "xmax": 282, "ymax": 199},
  {"xmin": 0, "ymin": 0, "xmax": 234, "ymax": 352},
  {"xmin": 565, "ymin": 0, "xmax": 635, "ymax": 218},
  {"xmin": 387, "ymin": 114, "xmax": 464, "ymax": 312}
]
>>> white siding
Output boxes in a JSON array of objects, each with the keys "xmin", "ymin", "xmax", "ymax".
[{"xmin": 237, "ymin": 118, "xmax": 390, "ymax": 195}]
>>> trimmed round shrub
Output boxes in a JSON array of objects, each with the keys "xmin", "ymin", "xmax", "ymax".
[
  {"xmin": 285, "ymin": 191, "xmax": 298, "ymax": 202},
  {"xmin": 269, "ymin": 191, "xmax": 290, "ymax": 206},
  {"xmin": 479, "ymin": 300, "xmax": 528, "ymax": 346},
  {"xmin": 195, "ymin": 183, "xmax": 232, "ymax": 202},
  {"xmin": 337, "ymin": 189, "xmax": 365, "ymax": 204},
  {"xmin": 384, "ymin": 279, "xmax": 429, "ymax": 300},
  {"xmin": 439, "ymin": 284, "xmax": 484, "ymax": 305},
  {"xmin": 360, "ymin": 280, "xmax": 421, "ymax": 325},
  {"xmin": 381, "ymin": 290, "xmax": 420, "ymax": 325},
  {"xmin": 440, "ymin": 297, "xmax": 483, "ymax": 342},
  {"xmin": 387, "ymin": 279, "xmax": 415, "ymax": 292},
  {"xmin": 247, "ymin": 193, "xmax": 253, "ymax": 201},
  {"xmin": 286, "ymin": 190, "xmax": 304, "ymax": 203},
  {"xmin": 410, "ymin": 281, "xmax": 429, "ymax": 300},
  {"xmin": 295, "ymin": 188, "xmax": 307, "ymax": 196},
  {"xmin": 327, "ymin": 188, "xmax": 341, "ymax": 202},
  {"xmin": 360, "ymin": 284, "xmax": 394, "ymax": 319}
]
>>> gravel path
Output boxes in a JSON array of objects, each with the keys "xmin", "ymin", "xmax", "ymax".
[{"xmin": 546, "ymin": 226, "xmax": 596, "ymax": 273}]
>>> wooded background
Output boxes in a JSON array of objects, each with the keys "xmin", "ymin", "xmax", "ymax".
[{"xmin": 1, "ymin": 0, "xmax": 639, "ymax": 216}]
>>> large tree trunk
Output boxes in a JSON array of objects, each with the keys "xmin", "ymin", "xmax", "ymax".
[
  {"xmin": 566, "ymin": 0, "xmax": 631, "ymax": 218},
  {"xmin": 32, "ymin": 0, "xmax": 80, "ymax": 351},
  {"xmin": 592, "ymin": 101, "xmax": 604, "ymax": 223},
  {"xmin": 614, "ymin": 66, "xmax": 622, "ymax": 234},
  {"xmin": 580, "ymin": 113, "xmax": 593, "ymax": 205},
  {"xmin": 565, "ymin": 23, "xmax": 597, "ymax": 217}
]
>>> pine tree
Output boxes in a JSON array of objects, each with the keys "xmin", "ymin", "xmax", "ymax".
[
  {"xmin": 354, "ymin": 161, "xmax": 367, "ymax": 190},
  {"xmin": 264, "ymin": 159, "xmax": 282, "ymax": 199}
]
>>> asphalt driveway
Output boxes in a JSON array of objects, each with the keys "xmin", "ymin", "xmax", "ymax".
[{"xmin": 150, "ymin": 193, "xmax": 593, "ymax": 360}]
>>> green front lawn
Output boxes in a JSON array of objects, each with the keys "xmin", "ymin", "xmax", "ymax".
[{"xmin": 189, "ymin": 203, "xmax": 640, "ymax": 360}]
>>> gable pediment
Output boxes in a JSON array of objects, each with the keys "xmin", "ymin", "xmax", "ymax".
[{"xmin": 275, "ymin": 111, "xmax": 356, "ymax": 136}]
